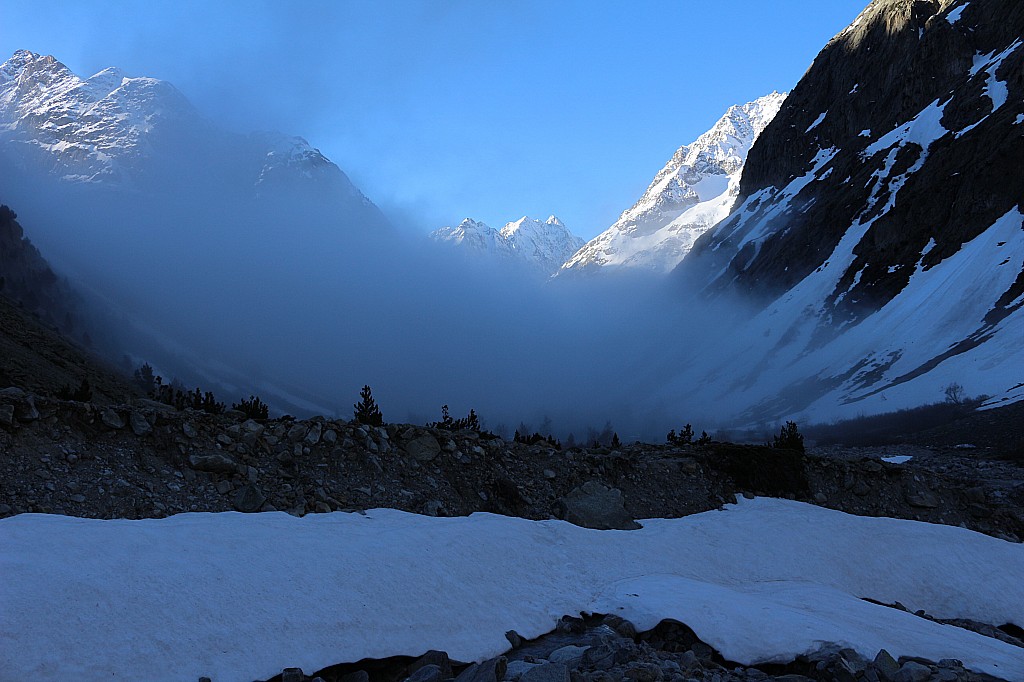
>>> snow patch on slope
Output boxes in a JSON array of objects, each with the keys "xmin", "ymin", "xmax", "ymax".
[{"xmin": 661, "ymin": 207, "xmax": 1024, "ymax": 423}]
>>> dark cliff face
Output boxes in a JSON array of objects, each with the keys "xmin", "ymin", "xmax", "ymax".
[
  {"xmin": 680, "ymin": 0, "xmax": 1024, "ymax": 327},
  {"xmin": 0, "ymin": 204, "xmax": 77, "ymax": 329}
]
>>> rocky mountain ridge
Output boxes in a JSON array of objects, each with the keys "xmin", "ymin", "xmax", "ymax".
[
  {"xmin": 561, "ymin": 93, "xmax": 786, "ymax": 275},
  {"xmin": 431, "ymin": 215, "xmax": 585, "ymax": 275},
  {"xmin": 661, "ymin": 0, "xmax": 1024, "ymax": 423}
]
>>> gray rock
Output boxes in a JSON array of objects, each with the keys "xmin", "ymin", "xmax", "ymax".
[
  {"xmin": 16, "ymin": 394, "xmax": 39, "ymax": 421},
  {"xmin": 323, "ymin": 429, "xmax": 338, "ymax": 444},
  {"xmin": 407, "ymin": 650, "xmax": 452, "ymax": 680},
  {"xmin": 872, "ymin": 650, "xmax": 900, "ymax": 681},
  {"xmin": 893, "ymin": 661, "xmax": 932, "ymax": 682},
  {"xmin": 504, "ymin": 661, "xmax": 540, "ymax": 681},
  {"xmin": 281, "ymin": 668, "xmax": 304, "ymax": 682},
  {"xmin": 339, "ymin": 672, "xmax": 370, "ymax": 682},
  {"xmin": 129, "ymin": 411, "xmax": 152, "ymax": 436},
  {"xmin": 287, "ymin": 423, "xmax": 309, "ymax": 443},
  {"xmin": 603, "ymin": 614, "xmax": 637, "ymax": 638},
  {"xmin": 405, "ymin": 434, "xmax": 441, "ymax": 462},
  {"xmin": 188, "ymin": 453, "xmax": 238, "ymax": 474},
  {"xmin": 0, "ymin": 403, "xmax": 14, "ymax": 427},
  {"xmin": 304, "ymin": 422, "xmax": 323, "ymax": 446},
  {"xmin": 580, "ymin": 644, "xmax": 615, "ymax": 670},
  {"xmin": 233, "ymin": 483, "xmax": 266, "ymax": 512},
  {"xmin": 216, "ymin": 480, "xmax": 233, "ymax": 495},
  {"xmin": 0, "ymin": 387, "xmax": 26, "ymax": 400},
  {"xmin": 407, "ymin": 664, "xmax": 445, "ymax": 682},
  {"xmin": 455, "ymin": 657, "xmax": 507, "ymax": 682},
  {"xmin": 101, "ymin": 408, "xmax": 124, "ymax": 430},
  {"xmin": 549, "ymin": 645, "xmax": 590, "ymax": 665},
  {"xmin": 690, "ymin": 642, "xmax": 713, "ymax": 660},
  {"xmin": 963, "ymin": 487, "xmax": 986, "ymax": 504},
  {"xmin": 182, "ymin": 421, "xmax": 198, "ymax": 438},
  {"xmin": 520, "ymin": 663, "xmax": 569, "ymax": 682},
  {"xmin": 423, "ymin": 500, "xmax": 446, "ymax": 516},
  {"xmin": 904, "ymin": 486, "xmax": 939, "ymax": 509},
  {"xmin": 558, "ymin": 481, "xmax": 641, "ymax": 530},
  {"xmin": 241, "ymin": 419, "xmax": 265, "ymax": 435}
]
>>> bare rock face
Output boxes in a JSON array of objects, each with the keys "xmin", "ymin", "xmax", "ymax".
[{"xmin": 681, "ymin": 0, "xmax": 1024, "ymax": 322}]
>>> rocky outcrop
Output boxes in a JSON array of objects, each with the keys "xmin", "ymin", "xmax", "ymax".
[
  {"xmin": 682, "ymin": 0, "xmax": 1024, "ymax": 317},
  {"xmin": 1, "ymin": 386, "xmax": 1022, "ymax": 544},
  {"xmin": 665, "ymin": 0, "xmax": 1024, "ymax": 423},
  {"xmin": 249, "ymin": 614, "xmax": 1021, "ymax": 682}
]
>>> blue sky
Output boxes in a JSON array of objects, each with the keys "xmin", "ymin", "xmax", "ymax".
[{"xmin": 1, "ymin": 0, "xmax": 866, "ymax": 239}]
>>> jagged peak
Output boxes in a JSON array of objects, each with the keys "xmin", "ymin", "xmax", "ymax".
[
  {"xmin": 456, "ymin": 217, "xmax": 491, "ymax": 231},
  {"xmin": 545, "ymin": 215, "xmax": 565, "ymax": 227}
]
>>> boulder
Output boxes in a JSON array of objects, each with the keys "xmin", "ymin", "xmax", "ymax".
[
  {"xmin": 188, "ymin": 453, "xmax": 239, "ymax": 474},
  {"xmin": 405, "ymin": 434, "xmax": 441, "ymax": 462},
  {"xmin": 406, "ymin": 664, "xmax": 444, "ymax": 682},
  {"xmin": 287, "ymin": 423, "xmax": 309, "ymax": 443},
  {"xmin": 520, "ymin": 663, "xmax": 569, "ymax": 682},
  {"xmin": 129, "ymin": 411, "xmax": 151, "ymax": 436},
  {"xmin": 304, "ymin": 422, "xmax": 322, "ymax": 446},
  {"xmin": 233, "ymin": 483, "xmax": 266, "ymax": 513},
  {"xmin": 454, "ymin": 657, "xmax": 506, "ymax": 682},
  {"xmin": 101, "ymin": 408, "xmax": 124, "ymax": 430},
  {"xmin": 558, "ymin": 481, "xmax": 641, "ymax": 530}
]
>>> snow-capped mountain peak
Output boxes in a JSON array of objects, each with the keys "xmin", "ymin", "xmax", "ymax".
[
  {"xmin": 0, "ymin": 50, "xmax": 385, "ymax": 223},
  {"xmin": 560, "ymin": 91, "xmax": 787, "ymax": 275},
  {"xmin": 0, "ymin": 50, "xmax": 200, "ymax": 184},
  {"xmin": 431, "ymin": 214, "xmax": 584, "ymax": 276}
]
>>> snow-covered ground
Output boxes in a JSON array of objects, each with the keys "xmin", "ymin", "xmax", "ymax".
[{"xmin": 2, "ymin": 498, "xmax": 1022, "ymax": 682}]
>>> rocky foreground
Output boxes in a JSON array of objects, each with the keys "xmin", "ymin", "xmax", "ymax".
[
  {"xmin": 1, "ymin": 387, "xmax": 1023, "ymax": 682},
  {"xmin": 250, "ymin": 612, "xmax": 1019, "ymax": 682}
]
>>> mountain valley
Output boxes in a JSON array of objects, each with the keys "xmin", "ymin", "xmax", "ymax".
[{"xmin": 1, "ymin": 1, "xmax": 1023, "ymax": 680}]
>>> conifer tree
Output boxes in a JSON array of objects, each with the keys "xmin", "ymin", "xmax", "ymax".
[{"xmin": 354, "ymin": 385, "xmax": 383, "ymax": 426}]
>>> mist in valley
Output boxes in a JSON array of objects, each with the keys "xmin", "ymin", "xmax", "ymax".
[{"xmin": 4, "ymin": 154, "xmax": 766, "ymax": 441}]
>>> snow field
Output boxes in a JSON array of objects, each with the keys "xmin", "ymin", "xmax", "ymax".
[{"xmin": 2, "ymin": 497, "xmax": 1023, "ymax": 682}]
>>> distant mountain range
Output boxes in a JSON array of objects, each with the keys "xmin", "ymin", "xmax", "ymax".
[
  {"xmin": 431, "ymin": 93, "xmax": 786, "ymax": 278},
  {"xmin": 430, "ymin": 215, "xmax": 584, "ymax": 275}
]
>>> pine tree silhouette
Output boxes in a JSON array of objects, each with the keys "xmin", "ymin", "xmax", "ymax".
[{"xmin": 354, "ymin": 385, "xmax": 384, "ymax": 426}]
